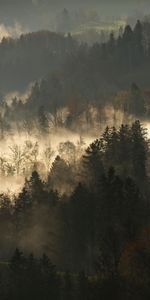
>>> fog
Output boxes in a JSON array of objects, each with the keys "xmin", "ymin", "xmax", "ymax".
[
  {"xmin": 0, "ymin": 0, "xmax": 150, "ymax": 37},
  {"xmin": 0, "ymin": 127, "xmax": 94, "ymax": 194},
  {"xmin": 0, "ymin": 103, "xmax": 148, "ymax": 195},
  {"xmin": 0, "ymin": 2, "xmax": 150, "ymax": 297},
  {"xmin": 0, "ymin": 22, "xmax": 27, "ymax": 41}
]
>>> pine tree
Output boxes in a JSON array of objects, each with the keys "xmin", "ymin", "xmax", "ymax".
[
  {"xmin": 81, "ymin": 139, "xmax": 104, "ymax": 190},
  {"xmin": 133, "ymin": 20, "xmax": 144, "ymax": 64},
  {"xmin": 130, "ymin": 83, "xmax": 145, "ymax": 116},
  {"xmin": 131, "ymin": 120, "xmax": 148, "ymax": 181},
  {"xmin": 38, "ymin": 105, "xmax": 49, "ymax": 134},
  {"xmin": 122, "ymin": 25, "xmax": 134, "ymax": 70}
]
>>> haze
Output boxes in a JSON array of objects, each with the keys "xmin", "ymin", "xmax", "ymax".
[{"xmin": 0, "ymin": 0, "xmax": 150, "ymax": 34}]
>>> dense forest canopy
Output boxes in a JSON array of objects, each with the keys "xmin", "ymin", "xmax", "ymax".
[
  {"xmin": 0, "ymin": 120, "xmax": 150, "ymax": 299},
  {"xmin": 0, "ymin": 19, "xmax": 150, "ymax": 97}
]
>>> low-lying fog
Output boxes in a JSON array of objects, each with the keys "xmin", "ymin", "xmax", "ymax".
[
  {"xmin": 0, "ymin": 128, "xmax": 94, "ymax": 195},
  {"xmin": 0, "ymin": 114, "xmax": 149, "ymax": 195}
]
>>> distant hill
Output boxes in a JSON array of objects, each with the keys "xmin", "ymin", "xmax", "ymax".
[{"xmin": 0, "ymin": 30, "xmax": 77, "ymax": 93}]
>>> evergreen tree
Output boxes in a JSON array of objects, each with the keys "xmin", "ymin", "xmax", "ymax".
[
  {"xmin": 38, "ymin": 105, "xmax": 49, "ymax": 134},
  {"xmin": 133, "ymin": 20, "xmax": 144, "ymax": 64},
  {"xmin": 108, "ymin": 32, "xmax": 116, "ymax": 57},
  {"xmin": 130, "ymin": 83, "xmax": 145, "ymax": 116},
  {"xmin": 40, "ymin": 254, "xmax": 60, "ymax": 300},
  {"xmin": 82, "ymin": 139, "xmax": 104, "ymax": 190},
  {"xmin": 131, "ymin": 120, "xmax": 148, "ymax": 181},
  {"xmin": 122, "ymin": 25, "xmax": 134, "ymax": 70},
  {"xmin": 67, "ymin": 183, "xmax": 96, "ymax": 272},
  {"xmin": 25, "ymin": 170, "xmax": 45, "ymax": 205},
  {"xmin": 49, "ymin": 155, "xmax": 75, "ymax": 195}
]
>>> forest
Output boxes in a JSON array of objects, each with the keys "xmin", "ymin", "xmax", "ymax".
[
  {"xmin": 1, "ymin": 20, "xmax": 150, "ymax": 128},
  {"xmin": 0, "ymin": 120, "xmax": 150, "ymax": 299},
  {"xmin": 1, "ymin": 6, "xmax": 150, "ymax": 299}
]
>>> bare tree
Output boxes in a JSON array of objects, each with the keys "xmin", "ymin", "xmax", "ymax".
[
  {"xmin": 9, "ymin": 145, "xmax": 27, "ymax": 175},
  {"xmin": 43, "ymin": 145, "xmax": 54, "ymax": 173},
  {"xmin": 58, "ymin": 141, "xmax": 76, "ymax": 164}
]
